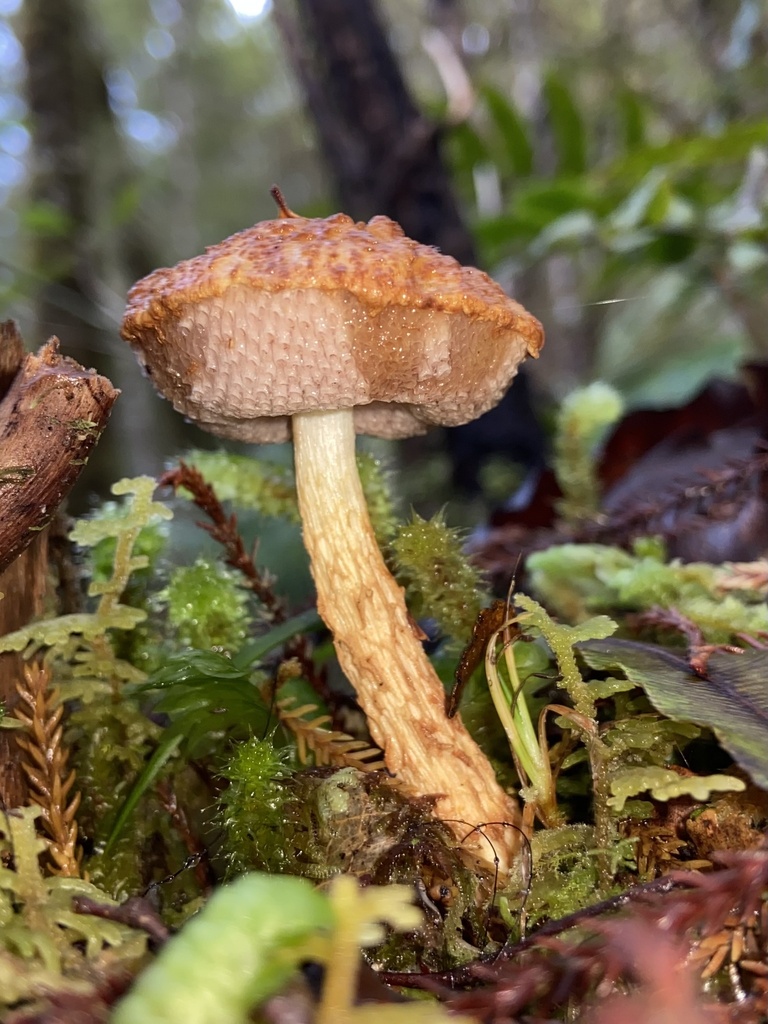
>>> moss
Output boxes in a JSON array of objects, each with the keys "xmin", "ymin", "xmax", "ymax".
[
  {"xmin": 219, "ymin": 736, "xmax": 294, "ymax": 875},
  {"xmin": 528, "ymin": 541, "xmax": 768, "ymax": 642},
  {"xmin": 391, "ymin": 511, "xmax": 487, "ymax": 645},
  {"xmin": 183, "ymin": 450, "xmax": 298, "ymax": 522},
  {"xmin": 0, "ymin": 807, "xmax": 147, "ymax": 1010},
  {"xmin": 525, "ymin": 824, "xmax": 601, "ymax": 925},
  {"xmin": 553, "ymin": 382, "xmax": 623, "ymax": 524},
  {"xmin": 156, "ymin": 558, "xmax": 250, "ymax": 652},
  {"xmin": 4, "ymin": 404, "xmax": 766, "ymax": 1017}
]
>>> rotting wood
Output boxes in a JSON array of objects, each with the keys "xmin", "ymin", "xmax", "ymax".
[
  {"xmin": 0, "ymin": 321, "xmax": 119, "ymax": 575},
  {"xmin": 0, "ymin": 320, "xmax": 118, "ymax": 807}
]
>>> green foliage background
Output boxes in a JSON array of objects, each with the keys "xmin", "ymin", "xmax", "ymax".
[{"xmin": 1, "ymin": 0, "xmax": 766, "ymax": 492}]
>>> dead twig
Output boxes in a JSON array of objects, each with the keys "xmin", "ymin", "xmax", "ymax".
[
  {"xmin": 634, "ymin": 605, "xmax": 743, "ymax": 676},
  {"xmin": 160, "ymin": 460, "xmax": 284, "ymax": 618},
  {"xmin": 155, "ymin": 777, "xmax": 215, "ymax": 894},
  {"xmin": 72, "ymin": 894, "xmax": 170, "ymax": 947}
]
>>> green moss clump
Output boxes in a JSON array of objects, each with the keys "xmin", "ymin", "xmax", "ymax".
[
  {"xmin": 67, "ymin": 699, "xmax": 164, "ymax": 897},
  {"xmin": 391, "ymin": 511, "xmax": 487, "ymax": 644},
  {"xmin": 553, "ymin": 382, "xmax": 623, "ymax": 524},
  {"xmin": 357, "ymin": 451, "xmax": 398, "ymax": 546},
  {"xmin": 527, "ymin": 541, "xmax": 768, "ymax": 642},
  {"xmin": 525, "ymin": 824, "xmax": 601, "ymax": 926},
  {"xmin": 218, "ymin": 762, "xmax": 484, "ymax": 967},
  {"xmin": 156, "ymin": 559, "xmax": 250, "ymax": 652},
  {"xmin": 219, "ymin": 736, "xmax": 294, "ymax": 875},
  {"xmin": 184, "ymin": 450, "xmax": 298, "ymax": 522}
]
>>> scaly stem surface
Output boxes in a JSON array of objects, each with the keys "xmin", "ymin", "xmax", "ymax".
[{"xmin": 293, "ymin": 408, "xmax": 519, "ymax": 875}]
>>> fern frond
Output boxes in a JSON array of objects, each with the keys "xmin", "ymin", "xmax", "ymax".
[
  {"xmin": 0, "ymin": 477, "xmax": 169, "ymax": 665},
  {"xmin": 277, "ymin": 698, "xmax": 385, "ymax": 772}
]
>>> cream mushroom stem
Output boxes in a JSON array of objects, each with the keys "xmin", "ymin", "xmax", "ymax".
[{"xmin": 292, "ymin": 406, "xmax": 520, "ymax": 878}]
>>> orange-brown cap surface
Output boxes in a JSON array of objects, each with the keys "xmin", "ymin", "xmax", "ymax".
[{"xmin": 121, "ymin": 211, "xmax": 544, "ymax": 443}]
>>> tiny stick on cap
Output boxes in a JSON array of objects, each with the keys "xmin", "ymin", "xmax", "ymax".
[{"xmin": 269, "ymin": 185, "xmax": 298, "ymax": 219}]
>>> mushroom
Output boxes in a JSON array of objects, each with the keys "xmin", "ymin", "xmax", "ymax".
[{"xmin": 121, "ymin": 191, "xmax": 543, "ymax": 876}]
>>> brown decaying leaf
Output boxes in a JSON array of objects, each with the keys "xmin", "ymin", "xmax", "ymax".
[
  {"xmin": 12, "ymin": 661, "xmax": 82, "ymax": 877},
  {"xmin": 474, "ymin": 370, "xmax": 768, "ymax": 583},
  {"xmin": 447, "ymin": 598, "xmax": 509, "ymax": 717}
]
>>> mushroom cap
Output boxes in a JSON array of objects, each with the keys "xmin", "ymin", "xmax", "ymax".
[{"xmin": 121, "ymin": 212, "xmax": 543, "ymax": 443}]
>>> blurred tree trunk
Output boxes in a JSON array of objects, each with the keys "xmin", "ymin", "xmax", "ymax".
[
  {"xmin": 21, "ymin": 0, "xmax": 183, "ymax": 494},
  {"xmin": 156, "ymin": 0, "xmax": 205, "ymax": 257},
  {"xmin": 273, "ymin": 0, "xmax": 476, "ymax": 265},
  {"xmin": 22, "ymin": 0, "xmax": 112, "ymax": 352},
  {"xmin": 274, "ymin": 0, "xmax": 545, "ymax": 501}
]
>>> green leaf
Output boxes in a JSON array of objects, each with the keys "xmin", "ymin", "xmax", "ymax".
[
  {"xmin": 608, "ymin": 765, "xmax": 744, "ymax": 812},
  {"xmin": 141, "ymin": 608, "xmax": 321, "ymax": 687},
  {"xmin": 150, "ymin": 677, "xmax": 270, "ymax": 731},
  {"xmin": 481, "ymin": 85, "xmax": 534, "ymax": 177},
  {"xmin": 105, "ymin": 611, "xmax": 320, "ymax": 849},
  {"xmin": 105, "ymin": 674, "xmax": 274, "ymax": 849},
  {"xmin": 516, "ymin": 179, "xmax": 603, "ymax": 220},
  {"xmin": 140, "ymin": 650, "xmax": 254, "ymax": 689},
  {"xmin": 605, "ymin": 119, "xmax": 768, "ymax": 183},
  {"xmin": 112, "ymin": 873, "xmax": 333, "ymax": 1024},
  {"xmin": 530, "ymin": 210, "xmax": 597, "ymax": 256},
  {"xmin": 19, "ymin": 200, "xmax": 75, "ymax": 238},
  {"xmin": 609, "ymin": 170, "xmax": 668, "ymax": 232},
  {"xmin": 475, "ymin": 179, "xmax": 603, "ymax": 257},
  {"xmin": 446, "ymin": 121, "xmax": 490, "ymax": 177},
  {"xmin": 103, "ymin": 733, "xmax": 184, "ymax": 854},
  {"xmin": 617, "ymin": 89, "xmax": 646, "ymax": 151},
  {"xmin": 578, "ymin": 639, "xmax": 768, "ymax": 790},
  {"xmin": 232, "ymin": 608, "xmax": 323, "ymax": 670},
  {"xmin": 543, "ymin": 71, "xmax": 587, "ymax": 175}
]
